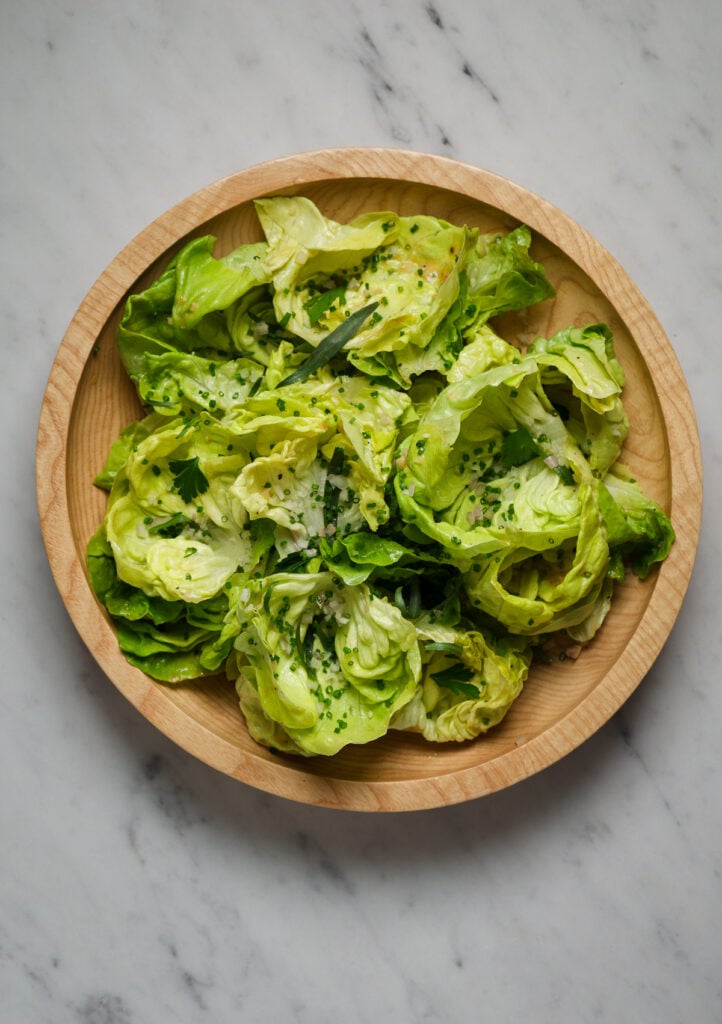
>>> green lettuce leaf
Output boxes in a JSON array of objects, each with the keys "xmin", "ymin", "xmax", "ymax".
[
  {"xmin": 104, "ymin": 417, "xmax": 255, "ymax": 603},
  {"xmin": 117, "ymin": 236, "xmax": 271, "ymax": 381},
  {"xmin": 228, "ymin": 572, "xmax": 421, "ymax": 755},
  {"xmin": 599, "ymin": 464, "xmax": 675, "ymax": 578},
  {"xmin": 394, "ymin": 356, "xmax": 577, "ymax": 558},
  {"xmin": 391, "ymin": 617, "xmax": 531, "ymax": 741},
  {"xmin": 256, "ymin": 196, "xmax": 476, "ymax": 386},
  {"xmin": 529, "ymin": 323, "xmax": 629, "ymax": 474},
  {"xmin": 463, "ymin": 225, "xmax": 555, "ymax": 326},
  {"xmin": 171, "ymin": 236, "xmax": 269, "ymax": 330},
  {"xmin": 463, "ymin": 482, "xmax": 610, "ymax": 634},
  {"xmin": 134, "ymin": 352, "xmax": 266, "ymax": 419},
  {"xmin": 87, "ymin": 526, "xmax": 234, "ymax": 683}
]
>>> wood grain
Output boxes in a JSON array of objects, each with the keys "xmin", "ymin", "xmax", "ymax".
[{"xmin": 36, "ymin": 149, "xmax": 702, "ymax": 811}]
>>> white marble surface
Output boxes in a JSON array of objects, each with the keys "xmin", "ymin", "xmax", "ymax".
[{"xmin": 2, "ymin": 1, "xmax": 720, "ymax": 1020}]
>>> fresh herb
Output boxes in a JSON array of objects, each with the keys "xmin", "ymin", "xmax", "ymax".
[
  {"xmin": 147, "ymin": 512, "xmax": 196, "ymax": 538},
  {"xmin": 553, "ymin": 464, "xmax": 575, "ymax": 486},
  {"xmin": 501, "ymin": 426, "xmax": 540, "ymax": 468},
  {"xmin": 431, "ymin": 664, "xmax": 479, "ymax": 699},
  {"xmin": 275, "ymin": 550, "xmax": 310, "ymax": 573},
  {"xmin": 278, "ymin": 302, "xmax": 379, "ymax": 387},
  {"xmin": 303, "ymin": 285, "xmax": 347, "ymax": 325},
  {"xmin": 168, "ymin": 456, "xmax": 209, "ymax": 504},
  {"xmin": 424, "ymin": 641, "xmax": 464, "ymax": 657}
]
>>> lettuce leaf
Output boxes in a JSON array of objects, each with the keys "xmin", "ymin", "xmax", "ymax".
[
  {"xmin": 228, "ymin": 572, "xmax": 421, "ymax": 755},
  {"xmin": 599, "ymin": 465, "xmax": 675, "ymax": 578},
  {"xmin": 391, "ymin": 616, "xmax": 531, "ymax": 741}
]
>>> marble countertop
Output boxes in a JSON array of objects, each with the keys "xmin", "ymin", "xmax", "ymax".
[{"xmin": 3, "ymin": 1, "xmax": 720, "ymax": 1021}]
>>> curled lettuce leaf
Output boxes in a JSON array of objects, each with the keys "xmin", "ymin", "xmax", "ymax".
[
  {"xmin": 225, "ymin": 374, "xmax": 410, "ymax": 537},
  {"xmin": 463, "ymin": 482, "xmax": 610, "ymax": 635},
  {"xmin": 93, "ymin": 412, "xmax": 168, "ymax": 490},
  {"xmin": 171, "ymin": 237, "xmax": 269, "ymax": 330},
  {"xmin": 391, "ymin": 614, "xmax": 531, "ymax": 742},
  {"xmin": 104, "ymin": 417, "xmax": 254, "ymax": 603},
  {"xmin": 87, "ymin": 526, "xmax": 237, "ymax": 682},
  {"xmin": 228, "ymin": 572, "xmax": 421, "ymax": 755},
  {"xmin": 463, "ymin": 226, "xmax": 556, "ymax": 327},
  {"xmin": 256, "ymin": 196, "xmax": 476, "ymax": 385},
  {"xmin": 599, "ymin": 464, "xmax": 675, "ymax": 578},
  {"xmin": 530, "ymin": 323, "xmax": 629, "ymax": 474},
  {"xmin": 134, "ymin": 352, "xmax": 265, "ymax": 419},
  {"xmin": 117, "ymin": 236, "xmax": 271, "ymax": 379},
  {"xmin": 257, "ymin": 197, "xmax": 470, "ymax": 348},
  {"xmin": 394, "ymin": 356, "xmax": 576, "ymax": 558}
]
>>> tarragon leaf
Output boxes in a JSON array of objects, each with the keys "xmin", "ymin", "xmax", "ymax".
[
  {"xmin": 424, "ymin": 641, "xmax": 464, "ymax": 657},
  {"xmin": 303, "ymin": 285, "xmax": 347, "ymax": 325},
  {"xmin": 278, "ymin": 301, "xmax": 379, "ymax": 387}
]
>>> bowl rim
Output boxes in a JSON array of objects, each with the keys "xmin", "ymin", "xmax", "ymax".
[{"xmin": 36, "ymin": 147, "xmax": 702, "ymax": 811}]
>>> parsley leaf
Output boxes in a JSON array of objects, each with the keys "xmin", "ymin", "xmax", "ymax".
[
  {"xmin": 500, "ymin": 426, "xmax": 540, "ymax": 468},
  {"xmin": 168, "ymin": 456, "xmax": 209, "ymax": 504}
]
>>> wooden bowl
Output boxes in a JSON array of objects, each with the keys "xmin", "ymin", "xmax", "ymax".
[{"xmin": 36, "ymin": 149, "xmax": 701, "ymax": 811}]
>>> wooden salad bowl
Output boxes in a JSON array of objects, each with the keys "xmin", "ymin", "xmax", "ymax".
[{"xmin": 36, "ymin": 149, "xmax": 702, "ymax": 811}]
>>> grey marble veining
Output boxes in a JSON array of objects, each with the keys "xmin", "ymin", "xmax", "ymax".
[{"xmin": 2, "ymin": 1, "xmax": 721, "ymax": 1021}]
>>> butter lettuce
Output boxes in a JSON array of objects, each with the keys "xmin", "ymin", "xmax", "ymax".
[
  {"xmin": 464, "ymin": 226, "xmax": 556, "ymax": 327},
  {"xmin": 256, "ymin": 197, "xmax": 555, "ymax": 387},
  {"xmin": 529, "ymin": 323, "xmax": 629, "ymax": 474},
  {"xmin": 391, "ymin": 615, "xmax": 531, "ymax": 742},
  {"xmin": 256, "ymin": 197, "xmax": 471, "ymax": 360},
  {"xmin": 87, "ymin": 526, "xmax": 237, "ymax": 682},
  {"xmin": 104, "ymin": 417, "xmax": 255, "ymax": 603},
  {"xmin": 394, "ymin": 356, "xmax": 577, "ymax": 559},
  {"xmin": 88, "ymin": 198, "xmax": 673, "ymax": 755},
  {"xmin": 117, "ymin": 236, "xmax": 270, "ymax": 378},
  {"xmin": 229, "ymin": 572, "xmax": 421, "ymax": 755},
  {"xmin": 134, "ymin": 352, "xmax": 265, "ymax": 419},
  {"xmin": 599, "ymin": 464, "xmax": 675, "ymax": 578},
  {"xmin": 463, "ymin": 482, "xmax": 610, "ymax": 635}
]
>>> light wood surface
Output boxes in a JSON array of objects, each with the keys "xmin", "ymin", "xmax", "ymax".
[{"xmin": 36, "ymin": 149, "xmax": 702, "ymax": 811}]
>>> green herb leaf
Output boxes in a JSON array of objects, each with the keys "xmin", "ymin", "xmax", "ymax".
[
  {"xmin": 303, "ymin": 285, "xmax": 347, "ymax": 325},
  {"xmin": 407, "ymin": 577, "xmax": 421, "ymax": 619},
  {"xmin": 168, "ymin": 456, "xmax": 209, "ymax": 504},
  {"xmin": 501, "ymin": 426, "xmax": 540, "ymax": 468},
  {"xmin": 431, "ymin": 663, "xmax": 479, "ymax": 698},
  {"xmin": 147, "ymin": 512, "xmax": 195, "ymax": 538},
  {"xmin": 275, "ymin": 549, "xmax": 310, "ymax": 573},
  {"xmin": 424, "ymin": 641, "xmax": 464, "ymax": 656},
  {"xmin": 323, "ymin": 446, "xmax": 346, "ymax": 526},
  {"xmin": 553, "ymin": 464, "xmax": 575, "ymax": 486},
  {"xmin": 278, "ymin": 301, "xmax": 379, "ymax": 387}
]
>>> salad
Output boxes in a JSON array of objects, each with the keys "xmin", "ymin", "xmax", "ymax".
[{"xmin": 87, "ymin": 196, "xmax": 674, "ymax": 756}]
